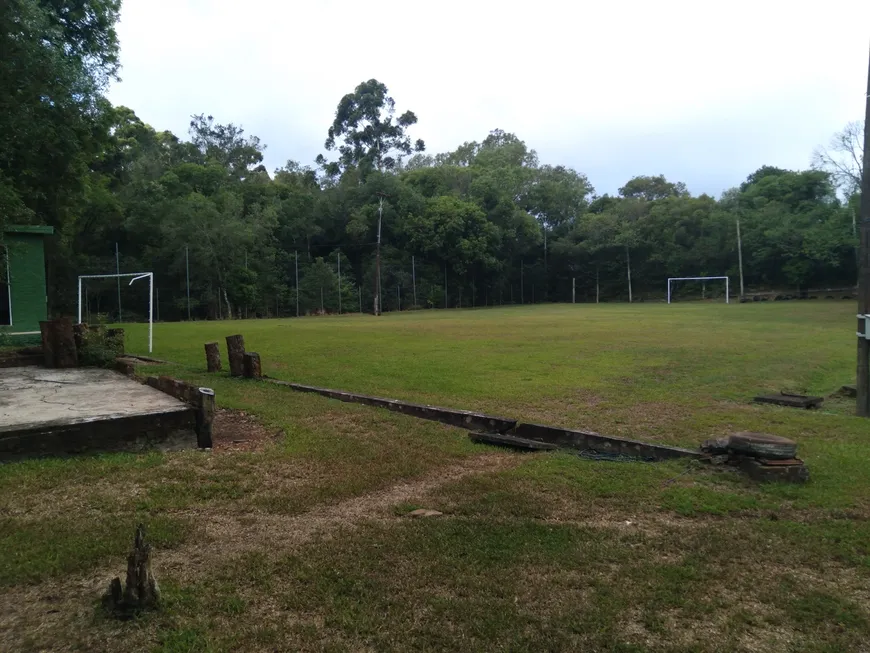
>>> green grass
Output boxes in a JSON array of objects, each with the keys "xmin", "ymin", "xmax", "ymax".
[
  {"xmin": 127, "ymin": 302, "xmax": 860, "ymax": 441},
  {"xmin": 3, "ymin": 301, "xmax": 870, "ymax": 652}
]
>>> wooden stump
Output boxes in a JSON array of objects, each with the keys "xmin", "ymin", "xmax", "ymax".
[
  {"xmin": 226, "ymin": 334, "xmax": 245, "ymax": 377},
  {"xmin": 103, "ymin": 524, "xmax": 161, "ymax": 617},
  {"xmin": 39, "ymin": 321, "xmax": 55, "ymax": 367},
  {"xmin": 204, "ymin": 342, "xmax": 221, "ymax": 372},
  {"xmin": 196, "ymin": 387, "xmax": 215, "ymax": 448},
  {"xmin": 53, "ymin": 317, "xmax": 78, "ymax": 368},
  {"xmin": 243, "ymin": 352, "xmax": 262, "ymax": 379}
]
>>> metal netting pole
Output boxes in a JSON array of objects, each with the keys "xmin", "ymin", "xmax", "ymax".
[
  {"xmin": 115, "ymin": 242, "xmax": 122, "ymax": 321},
  {"xmin": 186, "ymin": 245, "xmax": 191, "ymax": 320}
]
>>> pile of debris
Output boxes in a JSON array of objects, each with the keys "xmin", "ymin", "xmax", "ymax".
[{"xmin": 701, "ymin": 432, "xmax": 809, "ymax": 483}]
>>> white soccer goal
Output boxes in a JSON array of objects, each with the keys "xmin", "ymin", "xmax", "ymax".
[
  {"xmin": 667, "ymin": 276, "xmax": 730, "ymax": 304},
  {"xmin": 78, "ymin": 272, "xmax": 153, "ymax": 352}
]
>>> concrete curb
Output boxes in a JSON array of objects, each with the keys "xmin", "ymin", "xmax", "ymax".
[
  {"xmin": 511, "ymin": 422, "xmax": 701, "ymax": 460},
  {"xmin": 262, "ymin": 378, "xmax": 700, "ymax": 461},
  {"xmin": 266, "ymin": 379, "xmax": 517, "ymax": 434}
]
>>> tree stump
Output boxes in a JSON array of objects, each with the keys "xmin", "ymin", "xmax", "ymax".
[
  {"xmin": 53, "ymin": 317, "xmax": 78, "ymax": 368},
  {"xmin": 226, "ymin": 334, "xmax": 245, "ymax": 377},
  {"xmin": 243, "ymin": 352, "xmax": 261, "ymax": 379},
  {"xmin": 204, "ymin": 342, "xmax": 221, "ymax": 372},
  {"xmin": 196, "ymin": 387, "xmax": 215, "ymax": 448},
  {"xmin": 103, "ymin": 524, "xmax": 161, "ymax": 618},
  {"xmin": 39, "ymin": 321, "xmax": 55, "ymax": 367}
]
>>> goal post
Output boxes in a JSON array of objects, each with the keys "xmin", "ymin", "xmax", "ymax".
[
  {"xmin": 667, "ymin": 276, "xmax": 730, "ymax": 304},
  {"xmin": 78, "ymin": 272, "xmax": 153, "ymax": 352}
]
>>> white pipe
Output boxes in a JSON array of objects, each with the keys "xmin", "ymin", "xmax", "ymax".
[
  {"xmin": 77, "ymin": 272, "xmax": 153, "ymax": 351},
  {"xmin": 667, "ymin": 277, "xmax": 730, "ymax": 304},
  {"xmin": 79, "ymin": 273, "xmax": 152, "ymax": 279},
  {"xmin": 3, "ymin": 245, "xmax": 13, "ymax": 327}
]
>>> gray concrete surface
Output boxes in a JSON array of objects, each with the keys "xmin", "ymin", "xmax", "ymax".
[{"xmin": 0, "ymin": 366, "xmax": 189, "ymax": 432}]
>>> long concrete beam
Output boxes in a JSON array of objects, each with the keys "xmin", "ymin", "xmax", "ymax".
[
  {"xmin": 261, "ymin": 378, "xmax": 701, "ymax": 461},
  {"xmin": 267, "ymin": 379, "xmax": 518, "ymax": 434}
]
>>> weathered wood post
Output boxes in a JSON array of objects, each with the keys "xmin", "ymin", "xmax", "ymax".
[
  {"xmin": 39, "ymin": 321, "xmax": 55, "ymax": 367},
  {"xmin": 196, "ymin": 387, "xmax": 215, "ymax": 448},
  {"xmin": 243, "ymin": 352, "xmax": 262, "ymax": 379},
  {"xmin": 226, "ymin": 334, "xmax": 245, "ymax": 377},
  {"xmin": 204, "ymin": 342, "xmax": 221, "ymax": 372},
  {"xmin": 53, "ymin": 317, "xmax": 78, "ymax": 368}
]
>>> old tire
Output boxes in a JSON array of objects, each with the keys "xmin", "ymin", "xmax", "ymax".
[{"xmin": 728, "ymin": 432, "xmax": 797, "ymax": 460}]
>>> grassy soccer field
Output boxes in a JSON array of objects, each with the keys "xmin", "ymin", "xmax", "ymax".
[
  {"xmin": 132, "ymin": 301, "xmax": 858, "ymax": 444},
  {"xmin": 3, "ymin": 302, "xmax": 870, "ymax": 652}
]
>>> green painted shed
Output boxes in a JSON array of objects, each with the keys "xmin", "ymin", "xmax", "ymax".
[{"xmin": 1, "ymin": 225, "xmax": 54, "ymax": 338}]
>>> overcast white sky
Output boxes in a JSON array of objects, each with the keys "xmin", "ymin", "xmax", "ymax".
[{"xmin": 108, "ymin": 0, "xmax": 869, "ymax": 197}]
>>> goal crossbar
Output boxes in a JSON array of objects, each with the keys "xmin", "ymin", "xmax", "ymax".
[
  {"xmin": 667, "ymin": 276, "xmax": 729, "ymax": 304},
  {"xmin": 77, "ymin": 272, "xmax": 153, "ymax": 352}
]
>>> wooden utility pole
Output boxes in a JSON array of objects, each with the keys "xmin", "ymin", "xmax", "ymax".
[{"xmin": 857, "ymin": 46, "xmax": 870, "ymax": 417}]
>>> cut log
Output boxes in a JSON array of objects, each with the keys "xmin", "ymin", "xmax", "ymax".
[
  {"xmin": 103, "ymin": 524, "xmax": 161, "ymax": 617},
  {"xmin": 204, "ymin": 342, "xmax": 221, "ymax": 372},
  {"xmin": 39, "ymin": 321, "xmax": 55, "ymax": 367},
  {"xmin": 53, "ymin": 317, "xmax": 78, "ymax": 368},
  {"xmin": 243, "ymin": 352, "xmax": 262, "ymax": 379},
  {"xmin": 226, "ymin": 334, "xmax": 245, "ymax": 377}
]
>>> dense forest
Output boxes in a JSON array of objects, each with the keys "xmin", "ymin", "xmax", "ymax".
[{"xmin": 1, "ymin": 1, "xmax": 865, "ymax": 321}]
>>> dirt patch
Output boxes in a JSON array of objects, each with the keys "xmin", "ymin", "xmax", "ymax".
[
  {"xmin": 211, "ymin": 408, "xmax": 282, "ymax": 452},
  {"xmin": 159, "ymin": 452, "xmax": 519, "ymax": 575}
]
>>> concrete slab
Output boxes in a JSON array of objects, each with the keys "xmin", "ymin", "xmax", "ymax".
[
  {"xmin": 0, "ymin": 367, "xmax": 189, "ymax": 431},
  {"xmin": 0, "ymin": 367, "xmax": 197, "ymax": 459}
]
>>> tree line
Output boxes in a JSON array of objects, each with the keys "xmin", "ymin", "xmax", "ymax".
[{"xmin": 2, "ymin": 1, "xmax": 864, "ymax": 321}]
